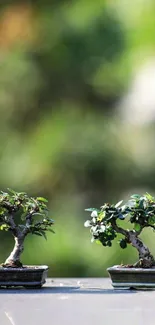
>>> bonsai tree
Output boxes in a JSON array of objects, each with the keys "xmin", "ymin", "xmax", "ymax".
[
  {"xmin": 84, "ymin": 193, "xmax": 155, "ymax": 268},
  {"xmin": 0, "ymin": 189, "xmax": 54, "ymax": 268}
]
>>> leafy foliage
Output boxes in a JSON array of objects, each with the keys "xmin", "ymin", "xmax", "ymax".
[
  {"xmin": 84, "ymin": 193, "xmax": 155, "ymax": 248},
  {"xmin": 126, "ymin": 193, "xmax": 155, "ymax": 228},
  {"xmin": 0, "ymin": 188, "xmax": 54, "ymax": 239}
]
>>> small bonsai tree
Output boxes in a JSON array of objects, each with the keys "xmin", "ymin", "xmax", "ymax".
[
  {"xmin": 84, "ymin": 193, "xmax": 155, "ymax": 268},
  {"xmin": 0, "ymin": 189, "xmax": 54, "ymax": 268}
]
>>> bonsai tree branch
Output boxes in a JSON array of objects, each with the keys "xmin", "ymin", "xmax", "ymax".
[
  {"xmin": 22, "ymin": 213, "xmax": 33, "ymax": 237},
  {"xmin": 7, "ymin": 215, "xmax": 19, "ymax": 237},
  {"xmin": 111, "ymin": 219, "xmax": 129, "ymax": 238}
]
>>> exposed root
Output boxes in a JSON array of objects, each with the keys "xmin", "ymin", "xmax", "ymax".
[
  {"xmin": 1, "ymin": 261, "xmax": 23, "ymax": 268},
  {"xmin": 133, "ymin": 258, "xmax": 155, "ymax": 268},
  {"xmin": 121, "ymin": 258, "xmax": 155, "ymax": 269}
]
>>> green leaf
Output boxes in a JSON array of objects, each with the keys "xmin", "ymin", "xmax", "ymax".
[
  {"xmin": 47, "ymin": 218, "xmax": 54, "ymax": 223},
  {"xmin": 48, "ymin": 228, "xmax": 55, "ymax": 234},
  {"xmin": 107, "ymin": 241, "xmax": 112, "ymax": 247},
  {"xmin": 95, "ymin": 240, "xmax": 102, "ymax": 245},
  {"xmin": 85, "ymin": 208, "xmax": 100, "ymax": 212},
  {"xmin": 121, "ymin": 205, "xmax": 127, "ymax": 212},
  {"xmin": 115, "ymin": 200, "xmax": 123, "ymax": 208},
  {"xmin": 32, "ymin": 231, "xmax": 42, "ymax": 237},
  {"xmin": 0, "ymin": 224, "xmax": 9, "ymax": 231},
  {"xmin": 21, "ymin": 212, "xmax": 28, "ymax": 220},
  {"xmin": 139, "ymin": 199, "xmax": 145, "ymax": 210},
  {"xmin": 130, "ymin": 194, "xmax": 141, "ymax": 199},
  {"xmin": 32, "ymin": 212, "xmax": 45, "ymax": 217},
  {"xmin": 7, "ymin": 188, "xmax": 16, "ymax": 195},
  {"xmin": 119, "ymin": 239, "xmax": 127, "ymax": 249},
  {"xmin": 28, "ymin": 202, "xmax": 36, "ymax": 208},
  {"xmin": 18, "ymin": 192, "xmax": 27, "ymax": 195},
  {"xmin": 134, "ymin": 223, "xmax": 141, "ymax": 232},
  {"xmin": 84, "ymin": 220, "xmax": 91, "ymax": 227},
  {"xmin": 0, "ymin": 207, "xmax": 5, "ymax": 215},
  {"xmin": 145, "ymin": 192, "xmax": 154, "ymax": 201},
  {"xmin": 148, "ymin": 216, "xmax": 155, "ymax": 225},
  {"xmin": 37, "ymin": 197, "xmax": 48, "ymax": 203},
  {"xmin": 39, "ymin": 230, "xmax": 47, "ymax": 240}
]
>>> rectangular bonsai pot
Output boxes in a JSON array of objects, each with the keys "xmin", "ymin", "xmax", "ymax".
[
  {"xmin": 0, "ymin": 265, "xmax": 48, "ymax": 288},
  {"xmin": 107, "ymin": 266, "xmax": 155, "ymax": 289}
]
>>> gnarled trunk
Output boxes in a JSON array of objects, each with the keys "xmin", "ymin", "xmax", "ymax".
[
  {"xmin": 128, "ymin": 231, "xmax": 155, "ymax": 268},
  {"xmin": 4, "ymin": 236, "xmax": 24, "ymax": 267}
]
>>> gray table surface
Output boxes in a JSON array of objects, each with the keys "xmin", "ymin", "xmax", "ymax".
[{"xmin": 0, "ymin": 278, "xmax": 155, "ymax": 325}]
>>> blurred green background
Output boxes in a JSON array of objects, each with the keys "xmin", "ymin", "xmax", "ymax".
[{"xmin": 0, "ymin": 0, "xmax": 155, "ymax": 277}]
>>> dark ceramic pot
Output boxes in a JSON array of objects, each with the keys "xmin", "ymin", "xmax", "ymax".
[
  {"xmin": 107, "ymin": 265, "xmax": 155, "ymax": 289},
  {"xmin": 0, "ymin": 265, "xmax": 48, "ymax": 288}
]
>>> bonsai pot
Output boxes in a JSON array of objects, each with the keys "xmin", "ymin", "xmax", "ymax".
[
  {"xmin": 107, "ymin": 266, "xmax": 155, "ymax": 289},
  {"xmin": 0, "ymin": 265, "xmax": 48, "ymax": 288}
]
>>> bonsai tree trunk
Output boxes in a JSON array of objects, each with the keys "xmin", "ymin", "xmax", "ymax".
[
  {"xmin": 4, "ymin": 235, "xmax": 24, "ymax": 267},
  {"xmin": 111, "ymin": 221, "xmax": 155, "ymax": 268},
  {"xmin": 128, "ymin": 231, "xmax": 155, "ymax": 268}
]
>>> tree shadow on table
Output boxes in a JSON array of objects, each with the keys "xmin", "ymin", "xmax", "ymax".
[{"xmin": 0, "ymin": 286, "xmax": 138, "ymax": 294}]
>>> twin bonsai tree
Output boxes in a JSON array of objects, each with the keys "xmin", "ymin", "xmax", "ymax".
[
  {"xmin": 0, "ymin": 189, "xmax": 54, "ymax": 268},
  {"xmin": 1, "ymin": 189, "xmax": 155, "ymax": 269},
  {"xmin": 85, "ymin": 193, "xmax": 155, "ymax": 268}
]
